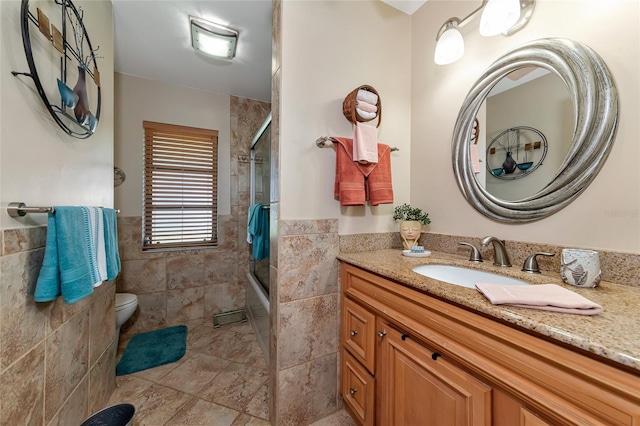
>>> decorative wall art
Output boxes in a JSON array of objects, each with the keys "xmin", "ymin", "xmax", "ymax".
[
  {"xmin": 12, "ymin": 0, "xmax": 102, "ymax": 139},
  {"xmin": 485, "ymin": 126, "xmax": 548, "ymax": 180}
]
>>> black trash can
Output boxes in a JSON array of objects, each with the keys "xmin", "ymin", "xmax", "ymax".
[{"xmin": 80, "ymin": 403, "xmax": 135, "ymax": 426}]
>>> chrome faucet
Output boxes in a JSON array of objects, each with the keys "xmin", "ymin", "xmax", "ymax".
[{"xmin": 480, "ymin": 236, "xmax": 512, "ymax": 267}]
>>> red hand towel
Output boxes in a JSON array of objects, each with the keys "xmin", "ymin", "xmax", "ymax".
[
  {"xmin": 332, "ymin": 138, "xmax": 394, "ymax": 206},
  {"xmin": 367, "ymin": 144, "xmax": 393, "ymax": 206},
  {"xmin": 333, "ymin": 138, "xmax": 366, "ymax": 206}
]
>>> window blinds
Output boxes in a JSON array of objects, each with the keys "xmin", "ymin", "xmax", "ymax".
[{"xmin": 143, "ymin": 121, "xmax": 218, "ymax": 250}]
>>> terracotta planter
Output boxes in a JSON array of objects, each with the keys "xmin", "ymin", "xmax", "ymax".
[{"xmin": 399, "ymin": 220, "xmax": 422, "ymax": 250}]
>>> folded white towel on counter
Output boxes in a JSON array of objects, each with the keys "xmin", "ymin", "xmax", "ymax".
[
  {"xmin": 475, "ymin": 283, "xmax": 603, "ymax": 315},
  {"xmin": 352, "ymin": 122, "xmax": 378, "ymax": 164},
  {"xmin": 355, "ymin": 100, "xmax": 378, "ymax": 114},
  {"xmin": 356, "ymin": 88, "xmax": 378, "ymax": 105},
  {"xmin": 356, "ymin": 108, "xmax": 377, "ymax": 120}
]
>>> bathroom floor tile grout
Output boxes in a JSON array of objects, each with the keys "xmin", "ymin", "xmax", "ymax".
[{"xmin": 108, "ymin": 320, "xmax": 270, "ymax": 425}]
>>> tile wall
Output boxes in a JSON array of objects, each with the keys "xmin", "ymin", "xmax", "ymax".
[
  {"xmin": 0, "ymin": 226, "xmax": 116, "ymax": 425},
  {"xmin": 117, "ymin": 97, "xmax": 271, "ymax": 338}
]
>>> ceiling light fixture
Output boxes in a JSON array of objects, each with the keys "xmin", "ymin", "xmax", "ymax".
[
  {"xmin": 190, "ymin": 17, "xmax": 238, "ymax": 60},
  {"xmin": 434, "ymin": 0, "xmax": 535, "ymax": 65}
]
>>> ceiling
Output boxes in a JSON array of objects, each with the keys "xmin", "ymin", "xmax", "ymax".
[{"xmin": 111, "ymin": 0, "xmax": 273, "ymax": 102}]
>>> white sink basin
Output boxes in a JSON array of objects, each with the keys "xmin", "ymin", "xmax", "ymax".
[{"xmin": 412, "ymin": 264, "xmax": 531, "ymax": 289}]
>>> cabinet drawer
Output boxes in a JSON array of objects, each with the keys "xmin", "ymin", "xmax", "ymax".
[
  {"xmin": 343, "ymin": 297, "xmax": 376, "ymax": 373},
  {"xmin": 342, "ymin": 350, "xmax": 375, "ymax": 426}
]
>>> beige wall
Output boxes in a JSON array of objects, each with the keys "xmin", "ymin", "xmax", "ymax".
[
  {"xmin": 279, "ymin": 0, "xmax": 412, "ymax": 235},
  {"xmin": 485, "ymin": 73, "xmax": 573, "ymax": 200},
  {"xmin": 1, "ymin": 0, "xmax": 115, "ymax": 229},
  {"xmin": 411, "ymin": 0, "xmax": 640, "ymax": 252},
  {"xmin": 0, "ymin": 1, "xmax": 116, "ymax": 424},
  {"xmin": 114, "ymin": 73, "xmax": 231, "ymax": 216}
]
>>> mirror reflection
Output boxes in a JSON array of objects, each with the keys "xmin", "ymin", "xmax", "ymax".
[{"xmin": 472, "ymin": 67, "xmax": 574, "ymax": 201}]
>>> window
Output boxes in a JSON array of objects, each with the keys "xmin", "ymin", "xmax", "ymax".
[{"xmin": 143, "ymin": 121, "xmax": 218, "ymax": 250}]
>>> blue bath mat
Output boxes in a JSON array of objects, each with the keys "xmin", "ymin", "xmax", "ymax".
[{"xmin": 116, "ymin": 325, "xmax": 188, "ymax": 376}]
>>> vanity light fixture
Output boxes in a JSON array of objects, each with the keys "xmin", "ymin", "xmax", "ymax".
[
  {"xmin": 190, "ymin": 17, "xmax": 238, "ymax": 60},
  {"xmin": 434, "ymin": 0, "xmax": 535, "ymax": 65}
]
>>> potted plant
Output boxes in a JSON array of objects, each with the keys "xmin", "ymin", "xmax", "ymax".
[{"xmin": 393, "ymin": 203, "xmax": 431, "ymax": 250}]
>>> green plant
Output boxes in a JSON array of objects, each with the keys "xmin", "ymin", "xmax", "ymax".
[{"xmin": 393, "ymin": 203, "xmax": 431, "ymax": 225}]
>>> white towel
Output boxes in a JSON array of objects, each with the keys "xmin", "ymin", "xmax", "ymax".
[
  {"xmin": 355, "ymin": 100, "xmax": 378, "ymax": 114},
  {"xmin": 356, "ymin": 108, "xmax": 377, "ymax": 120},
  {"xmin": 353, "ymin": 122, "xmax": 378, "ymax": 164},
  {"xmin": 84, "ymin": 207, "xmax": 107, "ymax": 287},
  {"xmin": 470, "ymin": 144, "xmax": 481, "ymax": 174},
  {"xmin": 476, "ymin": 283, "xmax": 603, "ymax": 315},
  {"xmin": 356, "ymin": 88, "xmax": 378, "ymax": 105}
]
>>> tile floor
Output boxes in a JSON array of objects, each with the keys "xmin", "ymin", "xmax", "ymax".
[
  {"xmin": 106, "ymin": 318, "xmax": 356, "ymax": 426},
  {"xmin": 108, "ymin": 319, "xmax": 269, "ymax": 425}
]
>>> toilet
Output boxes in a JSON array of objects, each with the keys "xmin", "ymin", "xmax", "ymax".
[{"xmin": 115, "ymin": 293, "xmax": 138, "ymax": 340}]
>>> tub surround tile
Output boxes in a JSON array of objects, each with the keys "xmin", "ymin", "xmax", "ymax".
[
  {"xmin": 0, "ymin": 343, "xmax": 45, "ymax": 426},
  {"xmin": 44, "ymin": 309, "xmax": 90, "ymax": 422},
  {"xmin": 278, "ymin": 295, "xmax": 339, "ymax": 369}
]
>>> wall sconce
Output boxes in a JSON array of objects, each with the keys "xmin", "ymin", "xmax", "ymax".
[
  {"xmin": 190, "ymin": 17, "xmax": 238, "ymax": 60},
  {"xmin": 434, "ymin": 0, "xmax": 535, "ymax": 65}
]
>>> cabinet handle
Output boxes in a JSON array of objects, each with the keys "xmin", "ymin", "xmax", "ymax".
[
  {"xmin": 349, "ymin": 388, "xmax": 357, "ymax": 395},
  {"xmin": 377, "ymin": 330, "xmax": 387, "ymax": 338},
  {"xmin": 350, "ymin": 330, "xmax": 358, "ymax": 336}
]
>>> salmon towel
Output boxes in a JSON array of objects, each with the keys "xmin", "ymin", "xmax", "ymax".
[
  {"xmin": 475, "ymin": 283, "xmax": 603, "ymax": 315},
  {"xmin": 332, "ymin": 137, "xmax": 393, "ymax": 206}
]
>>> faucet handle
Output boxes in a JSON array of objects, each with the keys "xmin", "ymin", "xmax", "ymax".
[
  {"xmin": 522, "ymin": 252, "xmax": 555, "ymax": 273},
  {"xmin": 458, "ymin": 242, "xmax": 483, "ymax": 263}
]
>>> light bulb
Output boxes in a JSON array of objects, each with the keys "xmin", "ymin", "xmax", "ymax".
[
  {"xmin": 479, "ymin": 0, "xmax": 521, "ymax": 36},
  {"xmin": 434, "ymin": 26, "xmax": 464, "ymax": 65}
]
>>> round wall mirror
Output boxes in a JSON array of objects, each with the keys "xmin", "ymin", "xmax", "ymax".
[{"xmin": 452, "ymin": 38, "xmax": 618, "ymax": 223}]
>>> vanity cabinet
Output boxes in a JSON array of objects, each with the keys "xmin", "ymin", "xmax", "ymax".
[{"xmin": 339, "ymin": 262, "xmax": 640, "ymax": 426}]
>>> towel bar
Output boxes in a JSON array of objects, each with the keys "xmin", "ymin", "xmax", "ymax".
[
  {"xmin": 315, "ymin": 136, "xmax": 399, "ymax": 152},
  {"xmin": 7, "ymin": 202, "xmax": 120, "ymax": 218}
]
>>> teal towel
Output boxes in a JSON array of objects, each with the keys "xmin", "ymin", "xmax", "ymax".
[
  {"xmin": 103, "ymin": 208, "xmax": 121, "ymax": 281},
  {"xmin": 34, "ymin": 207, "xmax": 94, "ymax": 304},
  {"xmin": 248, "ymin": 203, "xmax": 270, "ymax": 261}
]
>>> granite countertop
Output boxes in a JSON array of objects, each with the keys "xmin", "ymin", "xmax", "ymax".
[{"xmin": 338, "ymin": 249, "xmax": 640, "ymax": 373}]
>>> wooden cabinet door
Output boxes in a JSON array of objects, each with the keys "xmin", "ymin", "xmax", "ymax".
[
  {"xmin": 343, "ymin": 297, "xmax": 376, "ymax": 373},
  {"xmin": 377, "ymin": 323, "xmax": 491, "ymax": 426},
  {"xmin": 342, "ymin": 350, "xmax": 376, "ymax": 426}
]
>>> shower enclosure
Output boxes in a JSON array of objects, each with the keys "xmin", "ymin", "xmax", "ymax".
[{"xmin": 246, "ymin": 113, "xmax": 271, "ymax": 364}]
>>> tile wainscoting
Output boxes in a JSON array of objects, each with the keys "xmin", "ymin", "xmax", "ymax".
[{"xmin": 0, "ymin": 226, "xmax": 116, "ymax": 426}]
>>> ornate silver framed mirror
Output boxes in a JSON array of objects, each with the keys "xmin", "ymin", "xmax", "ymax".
[{"xmin": 452, "ymin": 38, "xmax": 618, "ymax": 223}]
